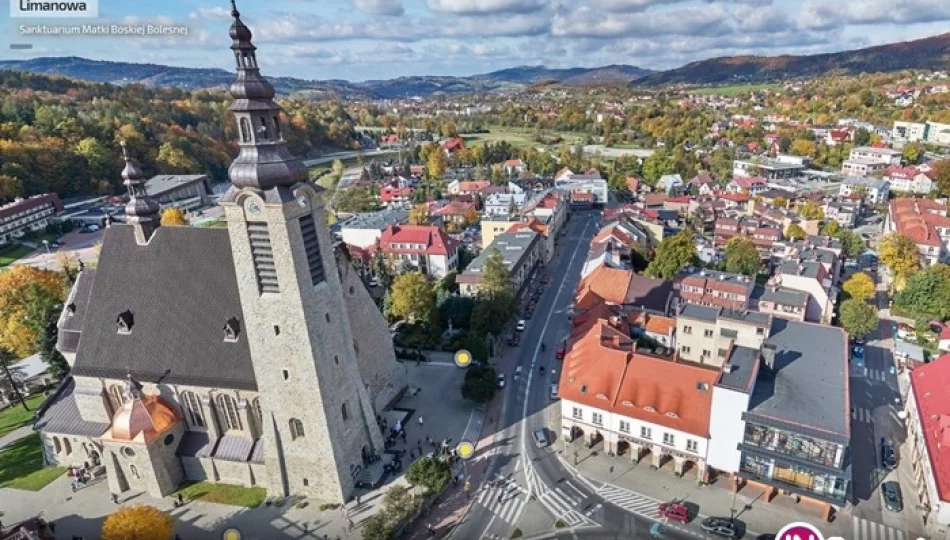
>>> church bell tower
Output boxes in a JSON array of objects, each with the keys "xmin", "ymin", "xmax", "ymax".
[{"xmin": 218, "ymin": 0, "xmax": 384, "ymax": 502}]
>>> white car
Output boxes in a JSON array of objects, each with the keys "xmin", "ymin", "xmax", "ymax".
[
  {"xmin": 368, "ymin": 277, "xmax": 379, "ymax": 287},
  {"xmin": 549, "ymin": 384, "xmax": 558, "ymax": 400},
  {"xmin": 516, "ymin": 320, "xmax": 526, "ymax": 332},
  {"xmin": 497, "ymin": 374, "xmax": 506, "ymax": 389}
]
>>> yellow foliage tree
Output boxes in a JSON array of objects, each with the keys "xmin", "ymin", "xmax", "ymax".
[
  {"xmin": 785, "ymin": 223, "xmax": 806, "ymax": 241},
  {"xmin": 408, "ymin": 204, "xmax": 430, "ymax": 226},
  {"xmin": 879, "ymin": 232, "xmax": 920, "ymax": 290},
  {"xmin": 160, "ymin": 208, "xmax": 189, "ymax": 226},
  {"xmin": 843, "ymin": 272, "xmax": 876, "ymax": 302},
  {"xmin": 427, "ymin": 148, "xmax": 447, "ymax": 181},
  {"xmin": 101, "ymin": 504, "xmax": 173, "ymax": 540},
  {"xmin": 0, "ymin": 265, "xmax": 66, "ymax": 357}
]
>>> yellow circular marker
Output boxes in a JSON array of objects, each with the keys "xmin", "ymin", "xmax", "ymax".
[
  {"xmin": 222, "ymin": 529, "xmax": 242, "ymax": 540},
  {"xmin": 457, "ymin": 440, "xmax": 475, "ymax": 460},
  {"xmin": 454, "ymin": 349, "xmax": 472, "ymax": 368}
]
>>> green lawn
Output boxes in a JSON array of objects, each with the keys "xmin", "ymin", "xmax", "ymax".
[
  {"xmin": 690, "ymin": 83, "xmax": 782, "ymax": 96},
  {"xmin": 461, "ymin": 125, "xmax": 592, "ymax": 148},
  {"xmin": 0, "ymin": 394, "xmax": 46, "ymax": 438},
  {"xmin": 0, "ymin": 245, "xmax": 34, "ymax": 268},
  {"xmin": 0, "ymin": 433, "xmax": 66, "ymax": 490},
  {"xmin": 176, "ymin": 481, "xmax": 267, "ymax": 508}
]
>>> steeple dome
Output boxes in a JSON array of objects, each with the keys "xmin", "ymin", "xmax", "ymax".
[
  {"xmin": 120, "ymin": 141, "xmax": 161, "ymax": 244},
  {"xmin": 226, "ymin": 0, "xmax": 308, "ymax": 191}
]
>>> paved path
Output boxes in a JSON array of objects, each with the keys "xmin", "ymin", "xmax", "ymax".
[{"xmin": 0, "ymin": 426, "xmax": 31, "ymax": 450}]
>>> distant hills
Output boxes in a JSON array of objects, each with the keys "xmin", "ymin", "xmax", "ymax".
[
  {"xmin": 640, "ymin": 32, "xmax": 950, "ymax": 86},
  {"xmin": 1, "ymin": 32, "xmax": 949, "ymax": 98}
]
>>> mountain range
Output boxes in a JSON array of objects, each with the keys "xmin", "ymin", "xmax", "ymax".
[{"xmin": 1, "ymin": 32, "xmax": 948, "ymax": 98}]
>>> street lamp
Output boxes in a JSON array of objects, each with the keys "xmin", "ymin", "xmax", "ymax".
[
  {"xmin": 456, "ymin": 440, "xmax": 474, "ymax": 500},
  {"xmin": 41, "ymin": 240, "xmax": 51, "ymax": 269}
]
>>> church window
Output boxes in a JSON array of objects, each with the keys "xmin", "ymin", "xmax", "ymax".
[
  {"xmin": 341, "ymin": 403, "xmax": 349, "ymax": 422},
  {"xmin": 303, "ymin": 478, "xmax": 309, "ymax": 486},
  {"xmin": 274, "ymin": 325, "xmax": 280, "ymax": 336},
  {"xmin": 109, "ymin": 384, "xmax": 126, "ymax": 411},
  {"xmin": 253, "ymin": 398, "xmax": 262, "ymax": 422},
  {"xmin": 53, "ymin": 437, "xmax": 61, "ymax": 454},
  {"xmin": 325, "ymin": 313, "xmax": 331, "ymax": 323},
  {"xmin": 216, "ymin": 394, "xmax": 243, "ymax": 431},
  {"xmin": 258, "ymin": 117, "xmax": 269, "ymax": 139},
  {"xmin": 130, "ymin": 465, "xmax": 139, "ymax": 479},
  {"xmin": 240, "ymin": 118, "xmax": 251, "ymax": 143},
  {"xmin": 122, "ymin": 446, "xmax": 136, "ymax": 457},
  {"xmin": 299, "ymin": 215, "xmax": 326, "ymax": 285},
  {"xmin": 180, "ymin": 391, "xmax": 204, "ymax": 428},
  {"xmin": 272, "ymin": 116, "xmax": 281, "ymax": 139},
  {"xmin": 290, "ymin": 418, "xmax": 305, "ymax": 440},
  {"xmin": 247, "ymin": 222, "xmax": 279, "ymax": 293}
]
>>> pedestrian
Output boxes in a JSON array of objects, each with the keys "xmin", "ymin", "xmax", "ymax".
[
  {"xmin": 111, "ymin": 493, "xmax": 119, "ymax": 504},
  {"xmin": 347, "ymin": 518, "xmax": 354, "ymax": 530},
  {"xmin": 453, "ymin": 475, "xmax": 459, "ymax": 486},
  {"xmin": 177, "ymin": 493, "xmax": 184, "ymax": 506},
  {"xmin": 427, "ymin": 524, "xmax": 436, "ymax": 537},
  {"xmin": 425, "ymin": 434, "xmax": 431, "ymax": 444},
  {"xmin": 303, "ymin": 523, "xmax": 308, "ymax": 534},
  {"xmin": 410, "ymin": 450, "xmax": 415, "ymax": 460},
  {"xmin": 401, "ymin": 431, "xmax": 407, "ymax": 442},
  {"xmin": 418, "ymin": 416, "xmax": 424, "ymax": 426},
  {"xmin": 356, "ymin": 493, "xmax": 361, "ymax": 505}
]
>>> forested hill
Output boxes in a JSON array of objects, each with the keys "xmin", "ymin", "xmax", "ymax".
[{"xmin": 0, "ymin": 70, "xmax": 360, "ymax": 201}]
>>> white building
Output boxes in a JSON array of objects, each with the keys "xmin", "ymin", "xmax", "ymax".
[
  {"xmin": 849, "ymin": 146, "xmax": 902, "ymax": 166},
  {"xmin": 893, "ymin": 121, "xmax": 950, "ymax": 146},
  {"xmin": 841, "ymin": 159, "xmax": 887, "ymax": 177},
  {"xmin": 839, "ymin": 177, "xmax": 890, "ymax": 205},
  {"xmin": 339, "ymin": 207, "xmax": 409, "ymax": 249},
  {"xmin": 484, "ymin": 192, "xmax": 528, "ymax": 217}
]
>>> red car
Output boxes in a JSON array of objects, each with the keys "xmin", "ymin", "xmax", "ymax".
[
  {"xmin": 658, "ymin": 501, "xmax": 689, "ymax": 523},
  {"xmin": 555, "ymin": 345, "xmax": 566, "ymax": 360}
]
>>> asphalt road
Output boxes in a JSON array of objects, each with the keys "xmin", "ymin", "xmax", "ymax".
[{"xmin": 452, "ymin": 212, "xmax": 698, "ymax": 540}]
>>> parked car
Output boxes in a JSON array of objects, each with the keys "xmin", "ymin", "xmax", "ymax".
[
  {"xmin": 368, "ymin": 277, "xmax": 379, "ymax": 287},
  {"xmin": 524, "ymin": 309, "xmax": 534, "ymax": 320},
  {"xmin": 881, "ymin": 438, "xmax": 897, "ymax": 470},
  {"xmin": 700, "ymin": 517, "xmax": 739, "ymax": 538},
  {"xmin": 516, "ymin": 320, "xmax": 526, "ymax": 332},
  {"xmin": 881, "ymin": 481, "xmax": 903, "ymax": 512},
  {"xmin": 497, "ymin": 374, "xmax": 505, "ymax": 389},
  {"xmin": 556, "ymin": 344, "xmax": 566, "ymax": 360},
  {"xmin": 852, "ymin": 346, "xmax": 864, "ymax": 358},
  {"xmin": 533, "ymin": 428, "xmax": 549, "ymax": 448},
  {"xmin": 549, "ymin": 384, "xmax": 558, "ymax": 400},
  {"xmin": 658, "ymin": 501, "xmax": 689, "ymax": 523}
]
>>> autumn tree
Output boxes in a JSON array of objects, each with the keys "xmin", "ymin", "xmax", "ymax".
[
  {"xmin": 839, "ymin": 299, "xmax": 878, "ymax": 338},
  {"xmin": 426, "ymin": 147, "xmax": 448, "ymax": 181},
  {"xmin": 724, "ymin": 237, "xmax": 761, "ymax": 276},
  {"xmin": 772, "ymin": 196, "xmax": 788, "ymax": 209},
  {"xmin": 799, "ymin": 201, "xmax": 824, "ymax": 220},
  {"xmin": 836, "ymin": 230, "xmax": 866, "ymax": 260},
  {"xmin": 894, "ymin": 264, "xmax": 950, "ymax": 319},
  {"xmin": 902, "ymin": 142, "xmax": 923, "ymax": 165},
  {"xmin": 160, "ymin": 208, "xmax": 189, "ymax": 226},
  {"xmin": 440, "ymin": 121, "xmax": 458, "ymax": 138},
  {"xmin": 0, "ymin": 266, "xmax": 66, "ymax": 358},
  {"xmin": 645, "ymin": 230, "xmax": 697, "ymax": 279},
  {"xmin": 820, "ymin": 221, "xmax": 841, "ymax": 236},
  {"xmin": 471, "ymin": 249, "xmax": 516, "ymax": 336},
  {"xmin": 879, "ymin": 232, "xmax": 920, "ymax": 289},
  {"xmin": 101, "ymin": 504, "xmax": 173, "ymax": 540},
  {"xmin": 390, "ymin": 272, "xmax": 436, "ymax": 325},
  {"xmin": 790, "ymin": 139, "xmax": 816, "ymax": 157},
  {"xmin": 408, "ymin": 204, "xmax": 430, "ymax": 226},
  {"xmin": 785, "ymin": 223, "xmax": 806, "ymax": 241},
  {"xmin": 843, "ymin": 272, "xmax": 876, "ymax": 302},
  {"xmin": 933, "ymin": 160, "xmax": 950, "ymax": 197}
]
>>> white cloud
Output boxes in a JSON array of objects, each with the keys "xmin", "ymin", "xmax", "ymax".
[
  {"xmin": 425, "ymin": 0, "xmax": 547, "ymax": 15},
  {"xmin": 799, "ymin": 0, "xmax": 950, "ymax": 30},
  {"xmin": 189, "ymin": 6, "xmax": 232, "ymax": 21},
  {"xmin": 352, "ymin": 0, "xmax": 404, "ymax": 16},
  {"xmin": 551, "ymin": 3, "xmax": 733, "ymax": 38}
]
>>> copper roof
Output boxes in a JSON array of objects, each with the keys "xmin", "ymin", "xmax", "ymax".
[{"xmin": 106, "ymin": 394, "xmax": 182, "ymax": 444}]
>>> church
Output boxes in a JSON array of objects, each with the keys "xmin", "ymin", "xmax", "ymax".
[{"xmin": 33, "ymin": 1, "xmax": 407, "ymax": 504}]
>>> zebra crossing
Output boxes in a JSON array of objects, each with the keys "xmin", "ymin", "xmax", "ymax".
[
  {"xmin": 852, "ymin": 518, "xmax": 908, "ymax": 540},
  {"xmin": 595, "ymin": 484, "xmax": 664, "ymax": 519},
  {"xmin": 538, "ymin": 481, "xmax": 591, "ymax": 527},
  {"xmin": 474, "ymin": 477, "xmax": 527, "ymax": 528},
  {"xmin": 853, "ymin": 407, "xmax": 874, "ymax": 423},
  {"xmin": 866, "ymin": 368, "xmax": 889, "ymax": 382}
]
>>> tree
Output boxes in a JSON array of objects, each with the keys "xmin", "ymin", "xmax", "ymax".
[
  {"xmin": 790, "ymin": 139, "xmax": 816, "ymax": 157},
  {"xmin": 371, "ymin": 241, "xmax": 393, "ymax": 291},
  {"xmin": 853, "ymin": 127, "xmax": 871, "ymax": 147},
  {"xmin": 933, "ymin": 160, "xmax": 950, "ymax": 197},
  {"xmin": 894, "ymin": 264, "xmax": 950, "ymax": 319},
  {"xmin": 772, "ymin": 196, "xmax": 788, "ymax": 209},
  {"xmin": 879, "ymin": 232, "xmax": 920, "ymax": 288},
  {"xmin": 836, "ymin": 230, "xmax": 865, "ymax": 260},
  {"xmin": 839, "ymin": 299, "xmax": 878, "ymax": 338},
  {"xmin": 408, "ymin": 204, "xmax": 430, "ymax": 226},
  {"xmin": 799, "ymin": 201, "xmax": 824, "ymax": 220},
  {"xmin": 470, "ymin": 249, "xmax": 517, "ymax": 336},
  {"xmin": 156, "ymin": 141, "xmax": 199, "ymax": 173},
  {"xmin": 427, "ymin": 148, "xmax": 447, "ymax": 180},
  {"xmin": 160, "ymin": 208, "xmax": 189, "ymax": 226},
  {"xmin": 820, "ymin": 221, "xmax": 841, "ymax": 236},
  {"xmin": 405, "ymin": 456, "xmax": 451, "ymax": 493},
  {"xmin": 902, "ymin": 142, "xmax": 923, "ymax": 165},
  {"xmin": 440, "ymin": 121, "xmax": 458, "ymax": 139},
  {"xmin": 724, "ymin": 237, "xmax": 760, "ymax": 276},
  {"xmin": 785, "ymin": 223, "xmax": 806, "ymax": 241},
  {"xmin": 101, "ymin": 505, "xmax": 173, "ymax": 540},
  {"xmin": 843, "ymin": 272, "xmax": 876, "ymax": 301},
  {"xmin": 462, "ymin": 363, "xmax": 498, "ymax": 404},
  {"xmin": 645, "ymin": 230, "xmax": 697, "ymax": 279},
  {"xmin": 0, "ymin": 266, "xmax": 66, "ymax": 358},
  {"xmin": 390, "ymin": 272, "xmax": 436, "ymax": 324}
]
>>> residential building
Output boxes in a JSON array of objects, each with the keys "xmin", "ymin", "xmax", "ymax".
[
  {"xmin": 841, "ymin": 158, "xmax": 887, "ymax": 177},
  {"xmin": 458, "ymin": 230, "xmax": 541, "ymax": 297},
  {"xmin": 446, "ymin": 180, "xmax": 490, "ymax": 196},
  {"xmin": 849, "ymin": 146, "xmax": 903, "ymax": 166},
  {"xmin": 884, "ymin": 166, "xmax": 935, "ymax": 194},
  {"xmin": 708, "ymin": 319, "xmax": 851, "ymax": 517},
  {"xmin": 886, "ymin": 198, "xmax": 950, "ymax": 265},
  {"xmin": 554, "ymin": 168, "xmax": 609, "ymax": 205},
  {"xmin": 673, "ymin": 269, "xmax": 755, "ymax": 311},
  {"xmin": 688, "ymin": 173, "xmax": 717, "ymax": 195},
  {"xmin": 432, "ymin": 200, "xmax": 476, "ymax": 226},
  {"xmin": 893, "ymin": 121, "xmax": 950, "ymax": 146},
  {"xmin": 906, "ymin": 359, "xmax": 950, "ymax": 539},
  {"xmin": 339, "ymin": 207, "xmax": 409, "ymax": 249},
  {"xmin": 0, "ymin": 194, "xmax": 64, "ymax": 245},
  {"xmin": 378, "ymin": 224, "xmax": 459, "ymax": 278},
  {"xmin": 733, "ymin": 157, "xmax": 806, "ymax": 180},
  {"xmin": 502, "ymin": 159, "xmax": 527, "ymax": 176},
  {"xmin": 628, "ymin": 312, "xmax": 677, "ymax": 349},
  {"xmin": 440, "ymin": 137, "xmax": 464, "ymax": 157},
  {"xmin": 524, "ymin": 191, "xmax": 568, "ymax": 242},
  {"xmin": 726, "ymin": 177, "xmax": 768, "ymax": 195},
  {"xmin": 379, "ymin": 183, "xmax": 413, "ymax": 206},
  {"xmin": 658, "ymin": 174, "xmax": 684, "ymax": 195},
  {"xmin": 576, "ymin": 265, "xmax": 673, "ymax": 315},
  {"xmin": 713, "ymin": 217, "xmax": 782, "ymax": 254},
  {"xmin": 839, "ymin": 177, "xmax": 890, "ymax": 205},
  {"xmin": 749, "ymin": 286, "xmax": 809, "ymax": 322},
  {"xmin": 484, "ymin": 192, "xmax": 527, "ymax": 217},
  {"xmin": 675, "ymin": 305, "xmax": 770, "ymax": 367},
  {"xmin": 480, "ymin": 215, "xmax": 523, "ymax": 249},
  {"xmin": 823, "ymin": 201, "xmax": 860, "ymax": 228},
  {"xmin": 770, "ymin": 260, "xmax": 836, "ymax": 323}
]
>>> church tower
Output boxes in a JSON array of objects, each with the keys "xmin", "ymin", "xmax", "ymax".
[{"xmin": 219, "ymin": 1, "xmax": 384, "ymax": 502}]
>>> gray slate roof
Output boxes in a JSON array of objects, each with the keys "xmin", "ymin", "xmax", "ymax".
[
  {"xmin": 145, "ymin": 174, "xmax": 209, "ymax": 197},
  {"xmin": 70, "ymin": 225, "xmax": 256, "ymax": 390},
  {"xmin": 33, "ymin": 377, "xmax": 110, "ymax": 438},
  {"xmin": 779, "ymin": 260, "xmax": 824, "ymax": 280},
  {"xmin": 752, "ymin": 286, "xmax": 809, "ymax": 307},
  {"xmin": 58, "ymin": 269, "xmax": 97, "ymax": 353},
  {"xmin": 748, "ymin": 318, "xmax": 849, "ymax": 443},
  {"xmin": 718, "ymin": 346, "xmax": 760, "ymax": 392},
  {"xmin": 679, "ymin": 304, "xmax": 720, "ymax": 322}
]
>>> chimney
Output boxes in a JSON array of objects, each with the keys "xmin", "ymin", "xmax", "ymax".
[{"xmin": 761, "ymin": 343, "xmax": 777, "ymax": 372}]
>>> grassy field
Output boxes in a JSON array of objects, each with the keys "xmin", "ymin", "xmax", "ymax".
[
  {"xmin": 0, "ymin": 433, "xmax": 66, "ymax": 491},
  {"xmin": 176, "ymin": 481, "xmax": 267, "ymax": 508},
  {"xmin": 0, "ymin": 394, "xmax": 46, "ymax": 438},
  {"xmin": 690, "ymin": 83, "xmax": 782, "ymax": 96},
  {"xmin": 0, "ymin": 244, "xmax": 34, "ymax": 267},
  {"xmin": 461, "ymin": 125, "xmax": 591, "ymax": 148}
]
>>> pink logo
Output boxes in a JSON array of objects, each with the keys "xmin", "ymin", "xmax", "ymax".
[{"xmin": 777, "ymin": 522, "xmax": 824, "ymax": 540}]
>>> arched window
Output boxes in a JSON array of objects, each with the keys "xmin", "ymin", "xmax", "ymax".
[
  {"xmin": 180, "ymin": 391, "xmax": 204, "ymax": 428},
  {"xmin": 130, "ymin": 465, "xmax": 139, "ymax": 479},
  {"xmin": 272, "ymin": 116, "xmax": 281, "ymax": 139},
  {"xmin": 234, "ymin": 52, "xmax": 241, "ymax": 68},
  {"xmin": 216, "ymin": 394, "xmax": 243, "ymax": 431},
  {"xmin": 341, "ymin": 403, "xmax": 349, "ymax": 422},
  {"xmin": 53, "ymin": 437, "xmax": 61, "ymax": 454},
  {"xmin": 240, "ymin": 118, "xmax": 251, "ymax": 143},
  {"xmin": 109, "ymin": 384, "xmax": 126, "ymax": 411},
  {"xmin": 64, "ymin": 438, "xmax": 72, "ymax": 455},
  {"xmin": 289, "ymin": 418, "xmax": 305, "ymax": 440},
  {"xmin": 258, "ymin": 117, "xmax": 269, "ymax": 139},
  {"xmin": 253, "ymin": 398, "xmax": 262, "ymax": 423}
]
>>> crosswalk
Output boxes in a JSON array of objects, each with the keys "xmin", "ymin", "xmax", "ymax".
[
  {"xmin": 474, "ymin": 476, "xmax": 527, "ymax": 528},
  {"xmin": 866, "ymin": 368, "xmax": 889, "ymax": 382},
  {"xmin": 852, "ymin": 518, "xmax": 908, "ymax": 540},
  {"xmin": 538, "ymin": 481, "xmax": 590, "ymax": 527},
  {"xmin": 596, "ymin": 484, "xmax": 663, "ymax": 519},
  {"xmin": 853, "ymin": 407, "xmax": 874, "ymax": 423}
]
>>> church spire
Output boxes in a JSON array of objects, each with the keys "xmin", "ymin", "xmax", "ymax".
[
  {"xmin": 120, "ymin": 141, "xmax": 160, "ymax": 244},
  {"xmin": 226, "ymin": 0, "xmax": 308, "ymax": 191}
]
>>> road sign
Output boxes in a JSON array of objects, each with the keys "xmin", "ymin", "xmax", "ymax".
[
  {"xmin": 456, "ymin": 440, "xmax": 475, "ymax": 460},
  {"xmin": 454, "ymin": 349, "xmax": 472, "ymax": 368}
]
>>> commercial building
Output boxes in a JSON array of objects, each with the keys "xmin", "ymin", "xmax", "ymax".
[
  {"xmin": 0, "ymin": 194, "xmax": 64, "ymax": 245},
  {"xmin": 839, "ymin": 177, "xmax": 890, "ymax": 205},
  {"xmin": 145, "ymin": 174, "xmax": 213, "ymax": 210},
  {"xmin": 885, "ymin": 166, "xmax": 935, "ymax": 194},
  {"xmin": 841, "ymin": 159, "xmax": 887, "ymax": 177},
  {"xmin": 674, "ymin": 305, "xmax": 770, "ymax": 367},
  {"xmin": 849, "ymin": 146, "xmax": 903, "ymax": 166},
  {"xmin": 458, "ymin": 230, "xmax": 541, "ymax": 297},
  {"xmin": 733, "ymin": 157, "xmax": 807, "ymax": 180},
  {"xmin": 554, "ymin": 168, "xmax": 608, "ymax": 205},
  {"xmin": 893, "ymin": 121, "xmax": 950, "ymax": 146}
]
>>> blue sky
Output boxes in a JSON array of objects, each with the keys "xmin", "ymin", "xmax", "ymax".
[{"xmin": 2, "ymin": 0, "xmax": 949, "ymax": 82}]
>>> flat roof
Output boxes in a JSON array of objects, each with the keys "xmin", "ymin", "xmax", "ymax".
[
  {"xmin": 747, "ymin": 319, "xmax": 850, "ymax": 442},
  {"xmin": 720, "ymin": 309, "xmax": 771, "ymax": 327},
  {"xmin": 341, "ymin": 207, "xmax": 409, "ymax": 230},
  {"xmin": 145, "ymin": 174, "xmax": 209, "ymax": 197},
  {"xmin": 461, "ymin": 231, "xmax": 538, "ymax": 278},
  {"xmin": 752, "ymin": 286, "xmax": 809, "ymax": 307},
  {"xmin": 718, "ymin": 346, "xmax": 760, "ymax": 392},
  {"xmin": 679, "ymin": 304, "xmax": 720, "ymax": 323}
]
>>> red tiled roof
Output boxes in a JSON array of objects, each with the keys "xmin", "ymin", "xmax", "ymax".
[
  {"xmin": 884, "ymin": 166, "xmax": 920, "ymax": 180},
  {"xmin": 626, "ymin": 177, "xmax": 640, "ymax": 192},
  {"xmin": 732, "ymin": 177, "xmax": 767, "ymax": 189},
  {"xmin": 378, "ymin": 224, "xmax": 457, "ymax": 256},
  {"xmin": 910, "ymin": 360, "xmax": 950, "ymax": 502},
  {"xmin": 0, "ymin": 194, "xmax": 63, "ymax": 221},
  {"xmin": 457, "ymin": 181, "xmax": 491, "ymax": 193},
  {"xmin": 890, "ymin": 198, "xmax": 950, "ymax": 247},
  {"xmin": 441, "ymin": 138, "xmax": 464, "ymax": 152},
  {"xmin": 503, "ymin": 159, "xmax": 525, "ymax": 168},
  {"xmin": 433, "ymin": 201, "xmax": 475, "ymax": 216},
  {"xmin": 577, "ymin": 266, "xmax": 633, "ymax": 305},
  {"xmin": 379, "ymin": 185, "xmax": 413, "ymax": 202}
]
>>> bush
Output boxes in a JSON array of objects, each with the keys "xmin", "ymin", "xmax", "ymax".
[
  {"xmin": 462, "ymin": 363, "xmax": 498, "ymax": 404},
  {"xmin": 362, "ymin": 514, "xmax": 393, "ymax": 540},
  {"xmin": 405, "ymin": 456, "xmax": 451, "ymax": 494},
  {"xmin": 511, "ymin": 529, "xmax": 523, "ymax": 538},
  {"xmin": 555, "ymin": 519, "xmax": 567, "ymax": 528}
]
